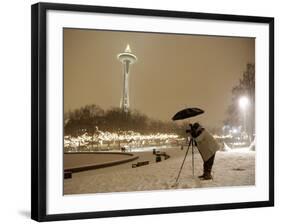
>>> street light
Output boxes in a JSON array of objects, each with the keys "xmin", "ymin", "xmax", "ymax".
[
  {"xmin": 239, "ymin": 96, "xmax": 249, "ymax": 110},
  {"xmin": 239, "ymin": 96, "xmax": 249, "ymax": 139}
]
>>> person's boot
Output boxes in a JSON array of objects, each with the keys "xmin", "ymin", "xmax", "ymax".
[
  {"xmin": 201, "ymin": 159, "xmax": 214, "ymax": 180},
  {"xmin": 202, "ymin": 167, "xmax": 213, "ymax": 180},
  {"xmin": 198, "ymin": 165, "xmax": 207, "ymax": 179},
  {"xmin": 202, "ymin": 172, "xmax": 212, "ymax": 180}
]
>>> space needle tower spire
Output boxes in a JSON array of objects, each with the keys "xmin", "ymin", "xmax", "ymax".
[{"xmin": 117, "ymin": 44, "xmax": 137, "ymax": 112}]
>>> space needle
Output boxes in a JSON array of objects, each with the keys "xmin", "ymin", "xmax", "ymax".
[{"xmin": 117, "ymin": 44, "xmax": 137, "ymax": 112}]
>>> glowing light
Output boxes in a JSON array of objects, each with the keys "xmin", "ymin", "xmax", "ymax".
[
  {"xmin": 64, "ymin": 130, "xmax": 180, "ymax": 151},
  {"xmin": 239, "ymin": 96, "xmax": 249, "ymax": 110}
]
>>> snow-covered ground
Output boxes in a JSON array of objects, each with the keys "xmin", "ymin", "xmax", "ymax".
[{"xmin": 64, "ymin": 147, "xmax": 255, "ymax": 195}]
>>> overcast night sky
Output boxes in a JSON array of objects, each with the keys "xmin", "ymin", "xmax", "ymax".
[{"xmin": 64, "ymin": 28, "xmax": 255, "ymax": 128}]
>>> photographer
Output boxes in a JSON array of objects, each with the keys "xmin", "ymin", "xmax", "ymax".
[{"xmin": 188, "ymin": 123, "xmax": 220, "ymax": 180}]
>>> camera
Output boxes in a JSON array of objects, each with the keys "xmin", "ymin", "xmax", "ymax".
[
  {"xmin": 185, "ymin": 123, "xmax": 194, "ymax": 134},
  {"xmin": 186, "ymin": 122, "xmax": 202, "ymax": 138}
]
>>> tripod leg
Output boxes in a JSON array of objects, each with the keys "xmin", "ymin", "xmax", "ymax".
[
  {"xmin": 175, "ymin": 138, "xmax": 192, "ymax": 183},
  {"xmin": 192, "ymin": 139, "xmax": 194, "ymax": 177}
]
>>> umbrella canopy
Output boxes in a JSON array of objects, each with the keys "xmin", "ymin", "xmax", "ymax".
[{"xmin": 172, "ymin": 107, "xmax": 204, "ymax": 121}]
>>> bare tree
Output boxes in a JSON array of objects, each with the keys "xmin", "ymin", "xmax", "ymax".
[{"xmin": 224, "ymin": 63, "xmax": 255, "ymax": 140}]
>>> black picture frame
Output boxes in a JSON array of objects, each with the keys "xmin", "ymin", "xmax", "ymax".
[{"xmin": 31, "ymin": 2, "xmax": 274, "ymax": 222}]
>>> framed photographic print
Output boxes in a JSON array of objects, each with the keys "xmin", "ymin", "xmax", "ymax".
[{"xmin": 31, "ymin": 2, "xmax": 274, "ymax": 222}]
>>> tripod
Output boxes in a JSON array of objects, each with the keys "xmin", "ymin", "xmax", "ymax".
[{"xmin": 175, "ymin": 136, "xmax": 196, "ymax": 184}]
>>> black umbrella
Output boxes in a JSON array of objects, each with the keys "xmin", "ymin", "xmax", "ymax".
[{"xmin": 172, "ymin": 107, "xmax": 204, "ymax": 121}]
